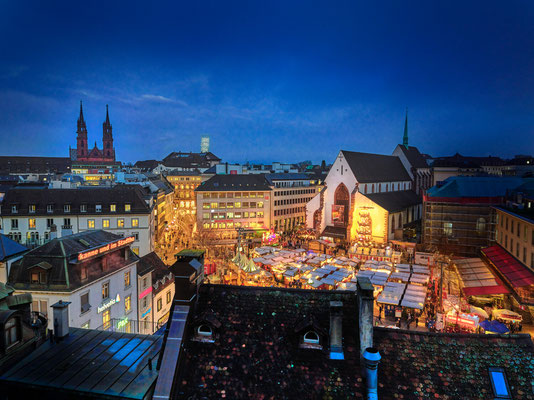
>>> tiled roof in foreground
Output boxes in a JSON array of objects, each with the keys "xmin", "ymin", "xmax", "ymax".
[{"xmin": 172, "ymin": 285, "xmax": 534, "ymax": 400}]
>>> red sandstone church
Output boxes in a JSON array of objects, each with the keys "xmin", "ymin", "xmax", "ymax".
[{"xmin": 70, "ymin": 101, "xmax": 116, "ymax": 163}]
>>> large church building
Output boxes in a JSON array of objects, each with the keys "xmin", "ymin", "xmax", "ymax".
[{"xmin": 70, "ymin": 101, "xmax": 116, "ymax": 163}]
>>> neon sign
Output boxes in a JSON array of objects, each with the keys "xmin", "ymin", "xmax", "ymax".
[
  {"xmin": 78, "ymin": 236, "xmax": 135, "ymax": 261},
  {"xmin": 98, "ymin": 293, "xmax": 121, "ymax": 313},
  {"xmin": 117, "ymin": 317, "xmax": 129, "ymax": 329}
]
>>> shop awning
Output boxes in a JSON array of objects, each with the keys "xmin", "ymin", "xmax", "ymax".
[
  {"xmin": 482, "ymin": 245, "xmax": 534, "ymax": 288},
  {"xmin": 455, "ymin": 257, "xmax": 510, "ymax": 297}
]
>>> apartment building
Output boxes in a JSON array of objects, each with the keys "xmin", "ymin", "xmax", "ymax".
[
  {"xmin": 166, "ymin": 170, "xmax": 205, "ymax": 215},
  {"xmin": 195, "ymin": 174, "xmax": 272, "ymax": 245},
  {"xmin": 0, "ymin": 185, "xmax": 155, "ymax": 256},
  {"xmin": 266, "ymin": 173, "xmax": 322, "ymax": 232},
  {"xmin": 7, "ymin": 230, "xmax": 138, "ymax": 331}
]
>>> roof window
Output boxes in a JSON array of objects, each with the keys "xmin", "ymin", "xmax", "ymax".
[
  {"xmin": 489, "ymin": 367, "xmax": 512, "ymax": 399},
  {"xmin": 303, "ymin": 331, "xmax": 320, "ymax": 344}
]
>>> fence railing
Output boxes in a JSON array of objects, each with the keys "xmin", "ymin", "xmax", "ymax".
[{"xmin": 95, "ymin": 318, "xmax": 159, "ymax": 335}]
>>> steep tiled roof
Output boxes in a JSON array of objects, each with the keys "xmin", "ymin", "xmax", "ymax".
[
  {"xmin": 375, "ymin": 328, "xmax": 534, "ymax": 400},
  {"xmin": 195, "ymin": 174, "xmax": 272, "ymax": 192},
  {"xmin": 0, "ymin": 185, "xmax": 151, "ymax": 216},
  {"xmin": 341, "ymin": 150, "xmax": 411, "ymax": 183},
  {"xmin": 364, "ymin": 190, "xmax": 421, "ymax": 212},
  {"xmin": 162, "ymin": 152, "xmax": 220, "ymax": 169},
  {"xmin": 0, "ymin": 156, "xmax": 71, "ymax": 174},
  {"xmin": 172, "ymin": 285, "xmax": 534, "ymax": 400},
  {"xmin": 398, "ymin": 145, "xmax": 429, "ymax": 169},
  {"xmin": 134, "ymin": 159, "xmax": 161, "ymax": 170}
]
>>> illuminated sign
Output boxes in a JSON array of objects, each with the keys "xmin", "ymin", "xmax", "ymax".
[
  {"xmin": 117, "ymin": 317, "xmax": 129, "ymax": 329},
  {"xmin": 98, "ymin": 293, "xmax": 121, "ymax": 313},
  {"xmin": 78, "ymin": 236, "xmax": 135, "ymax": 261}
]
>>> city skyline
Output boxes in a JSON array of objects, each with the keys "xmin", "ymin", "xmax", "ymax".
[{"xmin": 1, "ymin": 1, "xmax": 533, "ymax": 163}]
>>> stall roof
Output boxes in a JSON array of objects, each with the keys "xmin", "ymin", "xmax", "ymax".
[
  {"xmin": 455, "ymin": 257, "xmax": 511, "ymax": 296},
  {"xmin": 482, "ymin": 245, "xmax": 534, "ymax": 288}
]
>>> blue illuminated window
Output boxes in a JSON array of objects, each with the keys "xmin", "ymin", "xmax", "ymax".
[{"xmin": 489, "ymin": 367, "xmax": 511, "ymax": 399}]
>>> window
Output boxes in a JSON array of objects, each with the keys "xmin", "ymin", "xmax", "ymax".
[
  {"xmin": 124, "ymin": 271, "xmax": 131, "ymax": 288},
  {"xmin": 476, "ymin": 218, "xmax": 486, "ymax": 234},
  {"xmin": 157, "ymin": 298, "xmax": 162, "ymax": 312},
  {"xmin": 125, "ymin": 204, "xmax": 131, "ymax": 212},
  {"xmin": 47, "ymin": 204, "xmax": 53, "ymax": 213},
  {"xmin": 132, "ymin": 218, "xmax": 139, "ymax": 227},
  {"xmin": 96, "ymin": 204, "xmax": 102, "ymax": 212},
  {"xmin": 11, "ymin": 219, "xmax": 18, "ymax": 230},
  {"xmin": 46, "ymin": 218, "xmax": 54, "ymax": 228},
  {"xmin": 11, "ymin": 205, "xmax": 18, "ymax": 213},
  {"xmin": 88, "ymin": 219, "xmax": 95, "ymax": 229},
  {"xmin": 443, "ymin": 222, "xmax": 453, "ymax": 236},
  {"xmin": 257, "ymin": 202, "xmax": 264, "ymax": 208},
  {"xmin": 166, "ymin": 291, "xmax": 171, "ymax": 304},
  {"xmin": 4, "ymin": 318, "xmax": 20, "ymax": 348},
  {"xmin": 27, "ymin": 218, "xmax": 36, "ymax": 229},
  {"xmin": 132, "ymin": 246, "xmax": 139, "ymax": 255},
  {"xmin": 142, "ymin": 297, "xmax": 149, "ymax": 309},
  {"xmin": 29, "ymin": 204, "xmax": 35, "ymax": 213},
  {"xmin": 103, "ymin": 219, "xmax": 110, "ymax": 228},
  {"xmin": 64, "ymin": 204, "xmax": 71, "ymax": 213},
  {"xmin": 488, "ymin": 367, "xmax": 511, "ymax": 399},
  {"xmin": 210, "ymin": 202, "xmax": 218, "ymax": 209},
  {"xmin": 102, "ymin": 309, "xmax": 111, "ymax": 330},
  {"xmin": 102, "ymin": 282, "xmax": 109, "ymax": 299},
  {"xmin": 31, "ymin": 270, "xmax": 47, "ymax": 284},
  {"xmin": 31, "ymin": 299, "xmax": 48, "ymax": 318},
  {"xmin": 125, "ymin": 295, "xmax": 131, "ymax": 313},
  {"xmin": 110, "ymin": 204, "xmax": 116, "ymax": 212},
  {"xmin": 63, "ymin": 218, "xmax": 71, "ymax": 227},
  {"xmin": 81, "ymin": 292, "xmax": 90, "ymax": 314},
  {"xmin": 81, "ymin": 266, "xmax": 88, "ymax": 280},
  {"xmin": 133, "ymin": 232, "xmax": 139, "ymax": 241},
  {"xmin": 523, "ymin": 226, "xmax": 528, "ymax": 242},
  {"xmin": 80, "ymin": 204, "xmax": 87, "ymax": 213},
  {"xmin": 303, "ymin": 331, "xmax": 320, "ymax": 344},
  {"xmin": 81, "ymin": 321, "xmax": 90, "ymax": 329},
  {"xmin": 235, "ymin": 202, "xmax": 241, "ymax": 208},
  {"xmin": 117, "ymin": 218, "xmax": 124, "ymax": 228}
]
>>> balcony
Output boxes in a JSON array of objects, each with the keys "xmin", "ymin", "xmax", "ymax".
[{"xmin": 62, "ymin": 225, "xmax": 72, "ymax": 229}]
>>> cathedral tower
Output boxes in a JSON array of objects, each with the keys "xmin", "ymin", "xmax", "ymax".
[
  {"xmin": 76, "ymin": 101, "xmax": 88, "ymax": 158},
  {"xmin": 102, "ymin": 104, "xmax": 114, "ymax": 159}
]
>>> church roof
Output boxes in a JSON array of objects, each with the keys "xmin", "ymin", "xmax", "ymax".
[
  {"xmin": 364, "ymin": 190, "xmax": 421, "ymax": 212},
  {"xmin": 397, "ymin": 145, "xmax": 429, "ymax": 169},
  {"xmin": 341, "ymin": 150, "xmax": 411, "ymax": 183}
]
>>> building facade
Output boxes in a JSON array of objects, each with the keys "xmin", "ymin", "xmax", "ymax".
[
  {"xmin": 7, "ymin": 231, "xmax": 138, "ymax": 331},
  {"xmin": 0, "ymin": 186, "xmax": 155, "ymax": 256}
]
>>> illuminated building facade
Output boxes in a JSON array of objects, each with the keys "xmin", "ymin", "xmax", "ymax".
[
  {"xmin": 0, "ymin": 186, "xmax": 155, "ymax": 256},
  {"xmin": 7, "ymin": 230, "xmax": 138, "ymax": 331},
  {"xmin": 195, "ymin": 174, "xmax": 272, "ymax": 245},
  {"xmin": 166, "ymin": 171, "xmax": 206, "ymax": 215},
  {"xmin": 306, "ymin": 150, "xmax": 421, "ymax": 243}
]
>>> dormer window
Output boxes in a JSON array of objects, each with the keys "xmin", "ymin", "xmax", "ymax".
[
  {"xmin": 47, "ymin": 204, "xmax": 54, "ymax": 213},
  {"xmin": 96, "ymin": 204, "xmax": 102, "ymax": 212},
  {"xmin": 29, "ymin": 204, "xmax": 36, "ymax": 213},
  {"xmin": 303, "ymin": 331, "xmax": 320, "ymax": 344},
  {"xmin": 110, "ymin": 204, "xmax": 116, "ymax": 212},
  {"xmin": 125, "ymin": 203, "xmax": 131, "ymax": 212},
  {"xmin": 197, "ymin": 325, "xmax": 213, "ymax": 336},
  {"xmin": 31, "ymin": 271, "xmax": 48, "ymax": 284},
  {"xmin": 11, "ymin": 205, "xmax": 17, "ymax": 214},
  {"xmin": 80, "ymin": 204, "xmax": 87, "ymax": 213},
  {"xmin": 64, "ymin": 204, "xmax": 71, "ymax": 213}
]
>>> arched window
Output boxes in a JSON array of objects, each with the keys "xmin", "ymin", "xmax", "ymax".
[
  {"xmin": 197, "ymin": 325, "xmax": 213, "ymax": 336},
  {"xmin": 303, "ymin": 331, "xmax": 320, "ymax": 344}
]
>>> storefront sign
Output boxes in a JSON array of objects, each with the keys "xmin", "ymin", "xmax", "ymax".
[
  {"xmin": 117, "ymin": 317, "xmax": 129, "ymax": 329},
  {"xmin": 139, "ymin": 286, "xmax": 153, "ymax": 299},
  {"xmin": 78, "ymin": 236, "xmax": 135, "ymax": 261},
  {"xmin": 98, "ymin": 293, "xmax": 121, "ymax": 313},
  {"xmin": 141, "ymin": 308, "xmax": 152, "ymax": 319}
]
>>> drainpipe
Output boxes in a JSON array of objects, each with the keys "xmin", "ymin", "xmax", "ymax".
[{"xmin": 363, "ymin": 347, "xmax": 381, "ymax": 400}]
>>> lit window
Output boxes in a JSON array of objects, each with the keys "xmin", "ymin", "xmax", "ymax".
[
  {"xmin": 125, "ymin": 204, "xmax": 131, "ymax": 212},
  {"xmin": 125, "ymin": 295, "xmax": 131, "ymax": 313},
  {"xmin": 124, "ymin": 271, "xmax": 131, "ymax": 288},
  {"xmin": 102, "ymin": 309, "xmax": 111, "ymax": 330},
  {"xmin": 110, "ymin": 204, "xmax": 116, "ymax": 212},
  {"xmin": 118, "ymin": 218, "xmax": 124, "ymax": 228},
  {"xmin": 29, "ymin": 204, "xmax": 36, "ymax": 213},
  {"xmin": 102, "ymin": 282, "xmax": 109, "ymax": 299},
  {"xmin": 166, "ymin": 291, "xmax": 171, "ymax": 304},
  {"xmin": 157, "ymin": 298, "xmax": 162, "ymax": 311},
  {"xmin": 88, "ymin": 219, "xmax": 95, "ymax": 229},
  {"xmin": 103, "ymin": 219, "xmax": 110, "ymax": 228},
  {"xmin": 488, "ymin": 367, "xmax": 511, "ymax": 399},
  {"xmin": 443, "ymin": 222, "xmax": 453, "ymax": 236},
  {"xmin": 132, "ymin": 246, "xmax": 139, "ymax": 255},
  {"xmin": 132, "ymin": 218, "xmax": 139, "ymax": 227},
  {"xmin": 28, "ymin": 218, "xmax": 36, "ymax": 229}
]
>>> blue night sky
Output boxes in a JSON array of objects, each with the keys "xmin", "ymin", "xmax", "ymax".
[{"xmin": 0, "ymin": 1, "xmax": 533, "ymax": 164}]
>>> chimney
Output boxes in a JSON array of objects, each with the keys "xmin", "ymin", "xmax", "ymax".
[
  {"xmin": 329, "ymin": 301, "xmax": 344, "ymax": 360},
  {"xmin": 169, "ymin": 250, "xmax": 205, "ymax": 305},
  {"xmin": 357, "ymin": 276, "xmax": 374, "ymax": 356},
  {"xmin": 363, "ymin": 347, "xmax": 381, "ymax": 400},
  {"xmin": 51, "ymin": 300, "xmax": 71, "ymax": 340}
]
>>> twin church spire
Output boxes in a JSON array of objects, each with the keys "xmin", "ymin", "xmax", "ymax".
[{"xmin": 74, "ymin": 101, "xmax": 115, "ymax": 162}]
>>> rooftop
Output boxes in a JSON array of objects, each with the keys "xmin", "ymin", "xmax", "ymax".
[
  {"xmin": 0, "ymin": 328, "xmax": 162, "ymax": 399},
  {"xmin": 364, "ymin": 190, "xmax": 421, "ymax": 213},
  {"xmin": 0, "ymin": 234, "xmax": 28, "ymax": 262},
  {"xmin": 426, "ymin": 176, "xmax": 528, "ymax": 199},
  {"xmin": 397, "ymin": 145, "xmax": 429, "ymax": 169},
  {"xmin": 196, "ymin": 174, "xmax": 272, "ymax": 192},
  {"xmin": 341, "ymin": 150, "xmax": 412, "ymax": 183}
]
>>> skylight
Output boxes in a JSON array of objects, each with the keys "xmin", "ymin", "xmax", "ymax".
[{"xmin": 488, "ymin": 367, "xmax": 512, "ymax": 399}]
